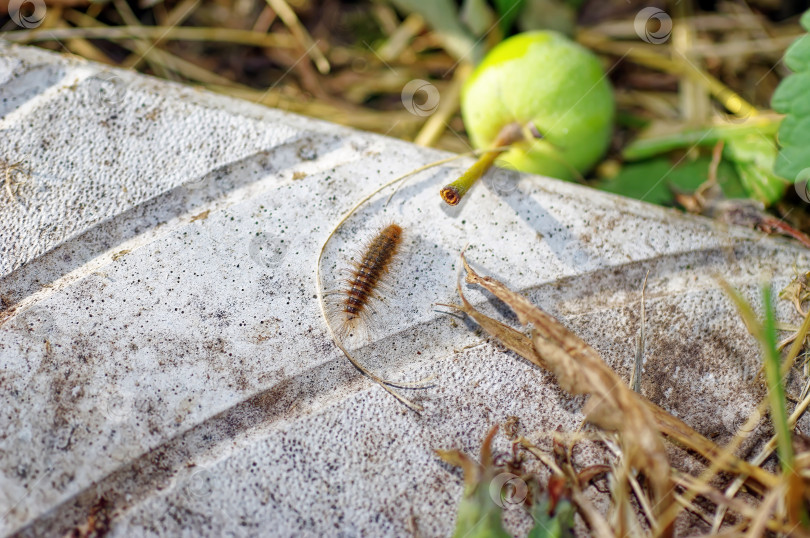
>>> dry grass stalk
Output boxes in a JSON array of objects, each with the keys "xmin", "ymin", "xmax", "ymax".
[{"xmin": 264, "ymin": 0, "xmax": 330, "ymax": 74}]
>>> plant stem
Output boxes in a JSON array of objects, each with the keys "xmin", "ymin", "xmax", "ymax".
[
  {"xmin": 440, "ymin": 149, "xmax": 501, "ymax": 205},
  {"xmin": 440, "ymin": 122, "xmax": 525, "ymax": 206}
]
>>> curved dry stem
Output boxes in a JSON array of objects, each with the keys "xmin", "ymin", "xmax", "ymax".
[
  {"xmin": 316, "ymin": 144, "xmax": 529, "ymax": 410},
  {"xmin": 316, "ymin": 152, "xmax": 485, "ymax": 412}
]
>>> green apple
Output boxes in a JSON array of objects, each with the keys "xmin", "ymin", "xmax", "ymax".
[{"xmin": 461, "ymin": 31, "xmax": 615, "ymax": 181}]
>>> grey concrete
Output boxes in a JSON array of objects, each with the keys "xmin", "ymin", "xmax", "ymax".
[{"xmin": 1, "ymin": 41, "xmax": 807, "ymax": 536}]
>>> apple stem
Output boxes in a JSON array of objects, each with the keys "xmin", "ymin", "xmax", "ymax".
[{"xmin": 440, "ymin": 122, "xmax": 526, "ymax": 206}]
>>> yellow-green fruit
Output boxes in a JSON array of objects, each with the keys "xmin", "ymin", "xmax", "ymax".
[{"xmin": 461, "ymin": 31, "xmax": 614, "ymax": 180}]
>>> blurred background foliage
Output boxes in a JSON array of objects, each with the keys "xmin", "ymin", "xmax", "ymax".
[{"xmin": 3, "ymin": 0, "xmax": 810, "ymax": 238}]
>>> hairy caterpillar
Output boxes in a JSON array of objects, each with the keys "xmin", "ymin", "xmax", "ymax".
[
  {"xmin": 317, "ymin": 221, "xmax": 427, "ymax": 412},
  {"xmin": 338, "ymin": 223, "xmax": 403, "ymax": 339}
]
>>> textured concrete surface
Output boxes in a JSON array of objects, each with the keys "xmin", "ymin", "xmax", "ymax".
[{"xmin": 1, "ymin": 42, "xmax": 808, "ymax": 536}]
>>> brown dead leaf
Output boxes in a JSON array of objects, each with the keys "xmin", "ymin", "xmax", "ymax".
[
  {"xmin": 458, "ymin": 253, "xmax": 674, "ymax": 535},
  {"xmin": 435, "ymin": 425, "xmax": 499, "ymax": 492},
  {"xmin": 435, "ymin": 448, "xmax": 481, "ymax": 491},
  {"xmin": 449, "ymin": 255, "xmax": 777, "ymax": 493}
]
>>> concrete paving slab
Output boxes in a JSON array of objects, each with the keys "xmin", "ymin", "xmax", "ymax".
[{"xmin": 1, "ymin": 41, "xmax": 808, "ymax": 536}]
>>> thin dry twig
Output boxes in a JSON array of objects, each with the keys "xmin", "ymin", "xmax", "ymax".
[
  {"xmin": 413, "ymin": 63, "xmax": 471, "ymax": 147},
  {"xmin": 577, "ymin": 30, "xmax": 759, "ymax": 119},
  {"xmin": 3, "ymin": 24, "xmax": 297, "ymax": 48},
  {"xmin": 264, "ymin": 0, "xmax": 330, "ymax": 74}
]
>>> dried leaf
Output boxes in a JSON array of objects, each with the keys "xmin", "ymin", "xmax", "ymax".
[
  {"xmin": 436, "ymin": 449, "xmax": 481, "ymax": 492},
  {"xmin": 459, "ymin": 254, "xmax": 674, "ymax": 534},
  {"xmin": 450, "ymin": 258, "xmax": 778, "ymax": 492},
  {"xmin": 454, "ymin": 302, "xmax": 773, "ymax": 490}
]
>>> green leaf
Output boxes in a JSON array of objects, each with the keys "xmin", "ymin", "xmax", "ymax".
[
  {"xmin": 760, "ymin": 287, "xmax": 794, "ymax": 477},
  {"xmin": 802, "ymin": 9, "xmax": 810, "ymax": 31},
  {"xmin": 452, "ymin": 484, "xmax": 511, "ymax": 538},
  {"xmin": 774, "ymin": 113, "xmax": 810, "ymax": 180},
  {"xmin": 492, "ymin": 0, "xmax": 526, "ymax": 34},
  {"xmin": 388, "ymin": 0, "xmax": 483, "ymax": 63},
  {"xmin": 528, "ymin": 499, "xmax": 575, "ymax": 538},
  {"xmin": 733, "ymin": 161, "xmax": 787, "ymax": 205},
  {"xmin": 784, "ymin": 35, "xmax": 810, "ymax": 72},
  {"xmin": 515, "ymin": 0, "xmax": 576, "ymax": 35},
  {"xmin": 766, "ymin": 8, "xmax": 810, "ymax": 200},
  {"xmin": 774, "ymin": 143, "xmax": 810, "ymax": 181},
  {"xmin": 760, "ymin": 287, "xmax": 810, "ymax": 527},
  {"xmin": 621, "ymin": 120, "xmax": 781, "ymax": 162},
  {"xmin": 596, "ymin": 156, "xmax": 744, "ymax": 205},
  {"xmin": 723, "ymin": 134, "xmax": 790, "ymax": 205},
  {"xmin": 437, "ymin": 432, "xmax": 512, "ymax": 538},
  {"xmin": 722, "ymin": 282, "xmax": 809, "ymax": 527},
  {"xmin": 774, "ymin": 113, "xmax": 810, "ymax": 147},
  {"xmin": 717, "ymin": 279, "xmax": 763, "ymax": 342},
  {"xmin": 461, "ymin": 0, "xmax": 497, "ymax": 36},
  {"xmin": 771, "ymin": 72, "xmax": 810, "ymax": 114}
]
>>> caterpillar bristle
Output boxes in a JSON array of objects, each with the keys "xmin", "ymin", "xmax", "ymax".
[
  {"xmin": 332, "ymin": 223, "xmax": 403, "ymax": 342},
  {"xmin": 318, "ymin": 220, "xmax": 428, "ymax": 412}
]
